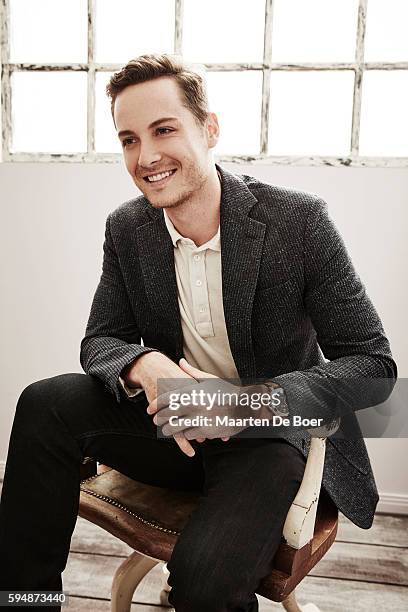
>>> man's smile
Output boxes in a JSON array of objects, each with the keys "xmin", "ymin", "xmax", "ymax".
[{"xmin": 142, "ymin": 168, "xmax": 177, "ymax": 187}]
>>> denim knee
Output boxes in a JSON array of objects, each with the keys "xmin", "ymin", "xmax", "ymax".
[
  {"xmin": 15, "ymin": 378, "xmax": 56, "ymax": 427},
  {"xmin": 14, "ymin": 374, "xmax": 89, "ymax": 434},
  {"xmin": 167, "ymin": 559, "xmax": 254, "ymax": 612},
  {"xmin": 168, "ymin": 579, "xmax": 241, "ymax": 612}
]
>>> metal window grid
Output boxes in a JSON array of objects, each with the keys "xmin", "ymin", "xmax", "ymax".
[{"xmin": 1, "ymin": 0, "xmax": 407, "ymax": 166}]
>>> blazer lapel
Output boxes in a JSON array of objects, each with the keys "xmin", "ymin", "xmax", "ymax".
[
  {"xmin": 134, "ymin": 166, "xmax": 266, "ymax": 378},
  {"xmin": 219, "ymin": 167, "xmax": 266, "ymax": 381},
  {"xmin": 136, "ymin": 210, "xmax": 183, "ymax": 357}
]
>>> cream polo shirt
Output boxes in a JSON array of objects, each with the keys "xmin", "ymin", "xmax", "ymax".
[
  {"xmin": 163, "ymin": 209, "xmax": 239, "ymax": 380},
  {"xmin": 120, "ymin": 209, "xmax": 239, "ymax": 397}
]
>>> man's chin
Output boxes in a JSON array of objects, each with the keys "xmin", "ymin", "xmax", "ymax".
[
  {"xmin": 136, "ymin": 181, "xmax": 195, "ymax": 209},
  {"xmin": 147, "ymin": 190, "xmax": 193, "ymax": 209},
  {"xmin": 148, "ymin": 198, "xmax": 181, "ymax": 209}
]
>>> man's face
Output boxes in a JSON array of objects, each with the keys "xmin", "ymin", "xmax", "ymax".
[{"xmin": 114, "ymin": 77, "xmax": 219, "ymax": 209}]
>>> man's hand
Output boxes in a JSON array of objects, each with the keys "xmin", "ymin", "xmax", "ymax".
[
  {"xmin": 176, "ymin": 359, "xmax": 231, "ymax": 442},
  {"xmin": 123, "ymin": 352, "xmax": 200, "ymax": 456},
  {"xmin": 147, "ymin": 359, "xmax": 252, "ymax": 441}
]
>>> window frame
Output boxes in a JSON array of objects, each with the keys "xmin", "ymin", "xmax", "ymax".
[{"xmin": 1, "ymin": 0, "xmax": 407, "ymax": 166}]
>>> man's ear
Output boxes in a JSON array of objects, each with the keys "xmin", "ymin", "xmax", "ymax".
[{"xmin": 206, "ymin": 112, "xmax": 220, "ymax": 149}]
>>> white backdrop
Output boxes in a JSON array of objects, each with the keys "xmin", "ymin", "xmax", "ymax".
[{"xmin": 0, "ymin": 161, "xmax": 407, "ymax": 513}]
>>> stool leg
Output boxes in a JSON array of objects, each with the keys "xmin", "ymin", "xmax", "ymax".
[
  {"xmin": 111, "ymin": 551, "xmax": 158, "ymax": 612},
  {"xmin": 282, "ymin": 591, "xmax": 302, "ymax": 612},
  {"xmin": 159, "ymin": 562, "xmax": 172, "ymax": 607},
  {"xmin": 281, "ymin": 591, "xmax": 321, "ymax": 612}
]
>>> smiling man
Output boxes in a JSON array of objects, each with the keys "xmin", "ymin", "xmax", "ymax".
[
  {"xmin": 115, "ymin": 73, "xmax": 222, "ymax": 246},
  {"xmin": 0, "ymin": 54, "xmax": 396, "ymax": 611}
]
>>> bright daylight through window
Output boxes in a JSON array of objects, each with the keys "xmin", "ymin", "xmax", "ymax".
[{"xmin": 1, "ymin": 0, "xmax": 407, "ymax": 164}]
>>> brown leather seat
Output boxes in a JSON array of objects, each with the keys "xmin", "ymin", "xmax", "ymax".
[{"xmin": 79, "ymin": 461, "xmax": 338, "ymax": 604}]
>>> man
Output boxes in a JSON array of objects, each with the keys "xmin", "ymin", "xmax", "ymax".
[{"xmin": 0, "ymin": 54, "xmax": 396, "ymax": 611}]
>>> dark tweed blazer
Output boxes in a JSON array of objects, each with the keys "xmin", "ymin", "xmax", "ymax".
[{"xmin": 81, "ymin": 164, "xmax": 397, "ymax": 529}]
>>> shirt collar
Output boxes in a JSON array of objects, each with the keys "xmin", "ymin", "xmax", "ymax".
[
  {"xmin": 163, "ymin": 209, "xmax": 220, "ymax": 252},
  {"xmin": 163, "ymin": 209, "xmax": 184, "ymax": 247}
]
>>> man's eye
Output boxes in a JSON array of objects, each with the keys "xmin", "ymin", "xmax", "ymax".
[
  {"xmin": 156, "ymin": 127, "xmax": 173, "ymax": 135},
  {"xmin": 122, "ymin": 138, "xmax": 137, "ymax": 148}
]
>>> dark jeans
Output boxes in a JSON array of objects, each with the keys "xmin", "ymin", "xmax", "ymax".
[{"xmin": 0, "ymin": 373, "xmax": 306, "ymax": 612}]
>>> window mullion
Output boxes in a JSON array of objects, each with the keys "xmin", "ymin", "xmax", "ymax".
[
  {"xmin": 269, "ymin": 62, "xmax": 355, "ymax": 71},
  {"xmin": 174, "ymin": 0, "xmax": 184, "ymax": 54},
  {"xmin": 8, "ymin": 63, "xmax": 87, "ymax": 71},
  {"xmin": 260, "ymin": 0, "xmax": 274, "ymax": 155},
  {"xmin": 202, "ymin": 63, "xmax": 264, "ymax": 71},
  {"xmin": 87, "ymin": 0, "xmax": 96, "ymax": 157},
  {"xmin": 2, "ymin": 0, "xmax": 406, "ymax": 165},
  {"xmin": 1, "ymin": 0, "xmax": 11, "ymax": 161},
  {"xmin": 365, "ymin": 61, "xmax": 408, "ymax": 70},
  {"xmin": 351, "ymin": 0, "xmax": 368, "ymax": 156}
]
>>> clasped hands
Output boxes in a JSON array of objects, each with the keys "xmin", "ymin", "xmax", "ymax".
[
  {"xmin": 124, "ymin": 352, "xmax": 267, "ymax": 457},
  {"xmin": 147, "ymin": 358, "xmax": 253, "ymax": 455}
]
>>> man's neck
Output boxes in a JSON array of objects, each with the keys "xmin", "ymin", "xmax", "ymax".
[{"xmin": 165, "ymin": 166, "xmax": 221, "ymax": 247}]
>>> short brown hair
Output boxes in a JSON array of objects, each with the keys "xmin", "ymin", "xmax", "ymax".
[{"xmin": 106, "ymin": 53, "xmax": 209, "ymax": 125}]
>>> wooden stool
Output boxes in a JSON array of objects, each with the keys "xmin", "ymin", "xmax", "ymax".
[{"xmin": 79, "ymin": 438, "xmax": 338, "ymax": 611}]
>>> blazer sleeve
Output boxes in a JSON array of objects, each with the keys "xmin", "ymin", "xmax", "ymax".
[
  {"xmin": 271, "ymin": 198, "xmax": 397, "ymax": 425},
  {"xmin": 80, "ymin": 214, "xmax": 157, "ymax": 402}
]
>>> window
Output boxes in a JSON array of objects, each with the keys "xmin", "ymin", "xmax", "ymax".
[{"xmin": 1, "ymin": 0, "xmax": 407, "ymax": 165}]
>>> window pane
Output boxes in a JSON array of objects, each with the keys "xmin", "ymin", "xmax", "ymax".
[
  {"xmin": 11, "ymin": 72, "xmax": 87, "ymax": 153},
  {"xmin": 9, "ymin": 0, "xmax": 87, "ymax": 63},
  {"xmin": 95, "ymin": 0, "xmax": 175, "ymax": 64},
  {"xmin": 268, "ymin": 71, "xmax": 354, "ymax": 156},
  {"xmin": 364, "ymin": 0, "xmax": 408, "ymax": 62},
  {"xmin": 206, "ymin": 71, "xmax": 262, "ymax": 155},
  {"xmin": 95, "ymin": 72, "xmax": 121, "ymax": 153},
  {"xmin": 359, "ymin": 71, "xmax": 408, "ymax": 156},
  {"xmin": 271, "ymin": 0, "xmax": 359, "ymax": 62},
  {"xmin": 183, "ymin": 0, "xmax": 265, "ymax": 63}
]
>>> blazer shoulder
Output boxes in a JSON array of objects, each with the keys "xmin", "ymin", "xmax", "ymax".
[
  {"xmin": 241, "ymin": 173, "xmax": 326, "ymax": 219},
  {"xmin": 108, "ymin": 194, "xmax": 152, "ymax": 228}
]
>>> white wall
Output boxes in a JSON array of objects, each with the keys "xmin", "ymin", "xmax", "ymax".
[{"xmin": 0, "ymin": 161, "xmax": 407, "ymax": 513}]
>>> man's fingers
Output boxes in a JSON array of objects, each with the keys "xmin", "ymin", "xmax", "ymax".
[
  {"xmin": 147, "ymin": 398, "xmax": 157, "ymax": 415},
  {"xmin": 178, "ymin": 358, "xmax": 217, "ymax": 380},
  {"xmin": 147, "ymin": 380, "xmax": 202, "ymax": 415},
  {"xmin": 174, "ymin": 434, "xmax": 195, "ymax": 457}
]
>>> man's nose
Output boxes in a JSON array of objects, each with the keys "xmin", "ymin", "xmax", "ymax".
[{"xmin": 137, "ymin": 141, "xmax": 161, "ymax": 168}]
